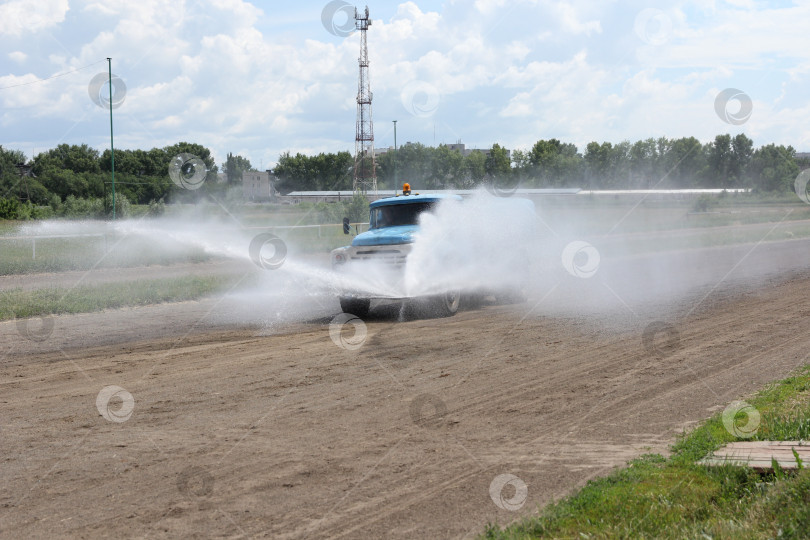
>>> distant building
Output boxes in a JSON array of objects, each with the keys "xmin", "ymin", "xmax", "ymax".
[
  {"xmin": 242, "ymin": 170, "xmax": 276, "ymax": 201},
  {"xmin": 796, "ymin": 152, "xmax": 810, "ymax": 161},
  {"xmin": 373, "ymin": 143, "xmax": 510, "ymax": 159},
  {"xmin": 446, "ymin": 143, "xmax": 510, "ymax": 160}
]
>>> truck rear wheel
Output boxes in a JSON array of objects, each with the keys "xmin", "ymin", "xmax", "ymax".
[
  {"xmin": 432, "ymin": 290, "xmax": 460, "ymax": 317},
  {"xmin": 339, "ymin": 297, "xmax": 370, "ymax": 318}
]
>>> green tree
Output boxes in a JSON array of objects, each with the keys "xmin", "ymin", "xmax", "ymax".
[
  {"xmin": 273, "ymin": 151, "xmax": 353, "ymax": 192},
  {"xmin": 428, "ymin": 145, "xmax": 464, "ymax": 189},
  {"xmin": 33, "ymin": 144, "xmax": 100, "ymax": 176},
  {"xmin": 528, "ymin": 139, "xmax": 582, "ymax": 187},
  {"xmin": 629, "ymin": 138, "xmax": 658, "ymax": 188},
  {"xmin": 663, "ymin": 137, "xmax": 707, "ymax": 188},
  {"xmin": 162, "ymin": 142, "xmax": 219, "ymax": 202},
  {"xmin": 748, "ymin": 144, "xmax": 799, "ymax": 192},
  {"xmin": 273, "ymin": 152, "xmax": 316, "ymax": 192},
  {"xmin": 0, "ymin": 146, "xmax": 28, "ymax": 200},
  {"xmin": 0, "ymin": 197, "xmax": 20, "ymax": 219},
  {"xmin": 98, "ymin": 148, "xmax": 170, "ymax": 204},
  {"xmin": 485, "ymin": 143, "xmax": 511, "ymax": 179},
  {"xmin": 731, "ymin": 133, "xmax": 754, "ymax": 185},
  {"xmin": 584, "ymin": 141, "xmax": 612, "ymax": 188},
  {"xmin": 611, "ymin": 141, "xmax": 632, "ymax": 187},
  {"xmin": 39, "ymin": 169, "xmax": 89, "ymax": 201},
  {"xmin": 511, "ymin": 149, "xmax": 529, "ymax": 170},
  {"xmin": 33, "ymin": 144, "xmax": 102, "ymax": 201},
  {"xmin": 707, "ymin": 134, "xmax": 734, "ymax": 187},
  {"xmin": 375, "ymin": 150, "xmax": 394, "ymax": 189},
  {"xmin": 462, "ymin": 150, "xmax": 486, "ymax": 188},
  {"xmin": 655, "ymin": 136, "xmax": 672, "ymax": 183},
  {"xmin": 396, "ymin": 142, "xmax": 434, "ymax": 189},
  {"xmin": 584, "ymin": 141, "xmax": 631, "ymax": 188},
  {"xmin": 312, "ymin": 151, "xmax": 353, "ymax": 191},
  {"xmin": 224, "ymin": 152, "xmax": 253, "ymax": 184}
]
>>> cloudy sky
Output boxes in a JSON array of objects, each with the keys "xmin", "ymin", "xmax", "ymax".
[{"xmin": 1, "ymin": 0, "xmax": 809, "ymax": 170}]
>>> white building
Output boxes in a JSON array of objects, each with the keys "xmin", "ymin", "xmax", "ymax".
[{"xmin": 242, "ymin": 170, "xmax": 276, "ymax": 201}]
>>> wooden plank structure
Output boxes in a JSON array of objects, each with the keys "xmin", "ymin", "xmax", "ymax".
[{"xmin": 700, "ymin": 441, "xmax": 810, "ymax": 471}]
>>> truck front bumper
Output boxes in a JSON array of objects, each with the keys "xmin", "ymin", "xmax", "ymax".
[
  {"xmin": 331, "ymin": 243, "xmax": 412, "ymax": 270},
  {"xmin": 330, "ymin": 243, "xmax": 413, "ymax": 299}
]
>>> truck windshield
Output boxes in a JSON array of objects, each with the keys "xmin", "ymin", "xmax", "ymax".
[{"xmin": 370, "ymin": 202, "xmax": 435, "ymax": 229}]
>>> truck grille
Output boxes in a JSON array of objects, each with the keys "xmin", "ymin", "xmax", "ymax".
[{"xmin": 350, "ymin": 248, "xmax": 408, "ymax": 266}]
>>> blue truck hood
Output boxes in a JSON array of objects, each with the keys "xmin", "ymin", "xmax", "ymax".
[{"xmin": 352, "ymin": 225, "xmax": 418, "ymax": 246}]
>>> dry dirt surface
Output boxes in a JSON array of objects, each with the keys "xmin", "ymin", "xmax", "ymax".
[{"xmin": 3, "ymin": 239, "xmax": 810, "ymax": 538}]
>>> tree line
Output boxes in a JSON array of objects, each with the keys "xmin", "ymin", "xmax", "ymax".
[
  {"xmin": 0, "ymin": 142, "xmax": 255, "ymax": 218},
  {"xmin": 274, "ymin": 134, "xmax": 806, "ymax": 194},
  {"xmin": 1, "ymin": 133, "xmax": 806, "ymax": 218}
]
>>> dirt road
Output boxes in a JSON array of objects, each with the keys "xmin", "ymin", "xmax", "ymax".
[{"xmin": 2, "ymin": 238, "xmax": 810, "ymax": 538}]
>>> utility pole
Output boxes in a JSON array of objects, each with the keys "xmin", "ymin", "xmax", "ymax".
[
  {"xmin": 107, "ymin": 57, "xmax": 116, "ymax": 220},
  {"xmin": 392, "ymin": 119, "xmax": 397, "ymax": 189}
]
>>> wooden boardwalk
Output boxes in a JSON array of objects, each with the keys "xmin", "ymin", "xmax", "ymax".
[{"xmin": 701, "ymin": 441, "xmax": 810, "ymax": 471}]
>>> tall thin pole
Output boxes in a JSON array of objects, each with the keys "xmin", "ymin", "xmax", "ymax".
[
  {"xmin": 107, "ymin": 58, "xmax": 116, "ymax": 220},
  {"xmin": 392, "ymin": 120, "xmax": 397, "ymax": 189}
]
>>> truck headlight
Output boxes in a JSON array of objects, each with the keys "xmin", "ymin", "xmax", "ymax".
[{"xmin": 332, "ymin": 250, "xmax": 348, "ymax": 267}]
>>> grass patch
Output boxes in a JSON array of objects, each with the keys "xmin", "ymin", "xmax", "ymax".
[
  {"xmin": 0, "ymin": 234, "xmax": 215, "ymax": 275},
  {"xmin": 0, "ymin": 275, "xmax": 237, "ymax": 320},
  {"xmin": 484, "ymin": 365, "xmax": 810, "ymax": 539}
]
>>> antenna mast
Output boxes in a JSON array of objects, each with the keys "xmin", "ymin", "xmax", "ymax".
[{"xmin": 353, "ymin": 6, "xmax": 377, "ymax": 194}]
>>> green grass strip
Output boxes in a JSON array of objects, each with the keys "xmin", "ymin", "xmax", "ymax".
[
  {"xmin": 484, "ymin": 365, "xmax": 810, "ymax": 539},
  {"xmin": 0, "ymin": 275, "xmax": 237, "ymax": 320}
]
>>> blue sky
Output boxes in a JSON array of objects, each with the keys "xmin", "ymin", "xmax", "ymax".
[{"xmin": 1, "ymin": 0, "xmax": 809, "ymax": 170}]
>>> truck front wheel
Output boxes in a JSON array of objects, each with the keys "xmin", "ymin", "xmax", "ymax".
[{"xmin": 339, "ymin": 297, "xmax": 370, "ymax": 318}]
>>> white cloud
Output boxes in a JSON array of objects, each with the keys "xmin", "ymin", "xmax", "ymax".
[
  {"xmin": 553, "ymin": 2, "xmax": 601, "ymax": 36},
  {"xmin": 8, "ymin": 51, "xmax": 27, "ymax": 63},
  {"xmin": 473, "ymin": 0, "xmax": 508, "ymax": 14},
  {"xmin": 0, "ymin": 0, "xmax": 68, "ymax": 37}
]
